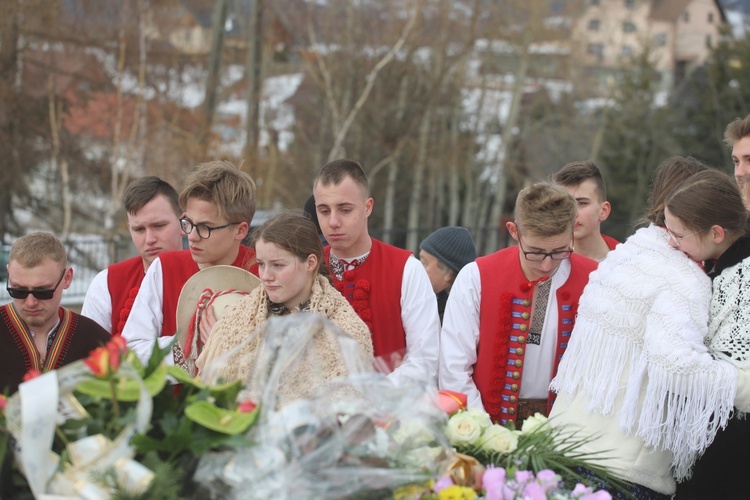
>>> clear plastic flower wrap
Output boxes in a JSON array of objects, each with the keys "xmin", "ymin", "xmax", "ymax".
[{"xmin": 193, "ymin": 313, "xmax": 454, "ymax": 499}]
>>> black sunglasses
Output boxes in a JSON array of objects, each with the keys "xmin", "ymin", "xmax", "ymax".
[{"xmin": 6, "ymin": 269, "xmax": 66, "ymax": 300}]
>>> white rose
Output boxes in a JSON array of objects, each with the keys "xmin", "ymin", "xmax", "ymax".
[
  {"xmin": 520, "ymin": 412, "xmax": 548, "ymax": 435},
  {"xmin": 479, "ymin": 424, "xmax": 519, "ymax": 454},
  {"xmin": 446, "ymin": 411, "xmax": 482, "ymax": 447},
  {"xmin": 392, "ymin": 418, "xmax": 436, "ymax": 447},
  {"xmin": 402, "ymin": 446, "xmax": 444, "ymax": 470},
  {"xmin": 466, "ymin": 407, "xmax": 493, "ymax": 431}
]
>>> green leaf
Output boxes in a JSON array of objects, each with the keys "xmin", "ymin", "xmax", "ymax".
[
  {"xmin": 76, "ymin": 362, "xmax": 168, "ymax": 402},
  {"xmin": 144, "ymin": 337, "xmax": 177, "ymax": 378},
  {"xmin": 184, "ymin": 401, "xmax": 258, "ymax": 435},
  {"xmin": 166, "ymin": 367, "xmax": 242, "ymax": 401}
]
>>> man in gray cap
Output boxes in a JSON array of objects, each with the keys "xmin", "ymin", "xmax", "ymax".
[{"xmin": 419, "ymin": 226, "xmax": 477, "ymax": 322}]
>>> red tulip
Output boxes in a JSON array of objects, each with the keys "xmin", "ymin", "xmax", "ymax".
[
  {"xmin": 22, "ymin": 369, "xmax": 41, "ymax": 382},
  {"xmin": 0, "ymin": 394, "xmax": 7, "ymax": 410},
  {"xmin": 436, "ymin": 390, "xmax": 468, "ymax": 415},
  {"xmin": 84, "ymin": 346, "xmax": 112, "ymax": 378},
  {"xmin": 237, "ymin": 399, "xmax": 257, "ymax": 413},
  {"xmin": 105, "ymin": 337, "xmax": 127, "ymax": 372}
]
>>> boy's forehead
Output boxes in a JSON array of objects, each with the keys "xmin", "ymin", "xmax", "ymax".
[
  {"xmin": 314, "ymin": 178, "xmax": 366, "ymax": 202},
  {"xmin": 567, "ymin": 179, "xmax": 602, "ymax": 201}
]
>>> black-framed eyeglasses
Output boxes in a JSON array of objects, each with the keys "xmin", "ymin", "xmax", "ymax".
[
  {"xmin": 517, "ymin": 232, "xmax": 574, "ymax": 262},
  {"xmin": 180, "ymin": 217, "xmax": 240, "ymax": 239},
  {"xmin": 7, "ymin": 268, "xmax": 66, "ymax": 300}
]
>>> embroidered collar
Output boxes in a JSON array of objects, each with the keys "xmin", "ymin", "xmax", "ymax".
[
  {"xmin": 330, "ymin": 252, "xmax": 369, "ymax": 280},
  {"xmin": 7, "ymin": 304, "xmax": 72, "ymax": 371},
  {"xmin": 267, "ymin": 299, "xmax": 312, "ymax": 316}
]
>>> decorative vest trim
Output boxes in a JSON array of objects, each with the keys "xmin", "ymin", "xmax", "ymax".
[
  {"xmin": 159, "ymin": 245, "xmax": 258, "ymax": 337},
  {"xmin": 325, "ymin": 238, "xmax": 410, "ymax": 359},
  {"xmin": 474, "ymin": 249, "xmax": 596, "ymax": 425},
  {"xmin": 4, "ymin": 305, "xmax": 75, "ymax": 372},
  {"xmin": 107, "ymin": 256, "xmax": 145, "ymax": 336}
]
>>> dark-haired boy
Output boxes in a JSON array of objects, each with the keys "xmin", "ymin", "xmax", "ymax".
[
  {"xmin": 82, "ymin": 176, "xmax": 184, "ymax": 335},
  {"xmin": 554, "ymin": 161, "xmax": 618, "ymax": 262}
]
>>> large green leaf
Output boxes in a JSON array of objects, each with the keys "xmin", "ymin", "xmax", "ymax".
[
  {"xmin": 76, "ymin": 362, "xmax": 168, "ymax": 401},
  {"xmin": 166, "ymin": 367, "xmax": 242, "ymax": 399},
  {"xmin": 184, "ymin": 401, "xmax": 259, "ymax": 435}
]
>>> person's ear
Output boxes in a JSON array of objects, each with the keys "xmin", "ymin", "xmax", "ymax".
[
  {"xmin": 365, "ymin": 197, "xmax": 374, "ymax": 217},
  {"xmin": 63, "ymin": 267, "xmax": 74, "ymax": 290},
  {"xmin": 598, "ymin": 201, "xmax": 611, "ymax": 222},
  {"xmin": 710, "ymin": 225, "xmax": 726, "ymax": 245},
  {"xmin": 506, "ymin": 221, "xmax": 519, "ymax": 242},
  {"xmin": 307, "ymin": 254, "xmax": 318, "ymax": 272},
  {"xmin": 235, "ymin": 221, "xmax": 249, "ymax": 241}
]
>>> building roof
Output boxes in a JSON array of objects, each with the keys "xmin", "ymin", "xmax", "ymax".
[{"xmin": 651, "ymin": 0, "xmax": 726, "ymax": 23}]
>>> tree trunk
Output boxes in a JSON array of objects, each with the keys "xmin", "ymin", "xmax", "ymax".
[
  {"xmin": 382, "ymin": 160, "xmax": 399, "ymax": 245},
  {"xmin": 485, "ymin": 30, "xmax": 531, "ymax": 254},
  {"xmin": 406, "ymin": 106, "xmax": 433, "ymax": 252},
  {"xmin": 245, "ymin": 0, "xmax": 264, "ymax": 160},
  {"xmin": 201, "ymin": 0, "xmax": 230, "ymax": 150},
  {"xmin": 106, "ymin": 26, "xmax": 127, "ymax": 233},
  {"xmin": 48, "ymin": 66, "xmax": 71, "ymax": 239}
]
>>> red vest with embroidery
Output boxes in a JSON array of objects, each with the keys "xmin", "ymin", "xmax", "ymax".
[
  {"xmin": 325, "ymin": 238, "xmax": 410, "ymax": 359},
  {"xmin": 159, "ymin": 246, "xmax": 258, "ymax": 337},
  {"xmin": 107, "ymin": 256, "xmax": 145, "ymax": 336},
  {"xmin": 473, "ymin": 248, "xmax": 597, "ymax": 424}
]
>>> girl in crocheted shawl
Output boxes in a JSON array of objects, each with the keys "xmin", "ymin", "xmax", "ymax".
[
  {"xmin": 666, "ymin": 170, "xmax": 750, "ymax": 499},
  {"xmin": 196, "ymin": 212, "xmax": 374, "ymax": 405},
  {"xmin": 549, "ymin": 157, "xmax": 750, "ymax": 499}
]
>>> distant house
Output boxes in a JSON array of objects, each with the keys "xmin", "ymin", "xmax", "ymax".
[{"xmin": 572, "ymin": 0, "xmax": 727, "ymax": 89}]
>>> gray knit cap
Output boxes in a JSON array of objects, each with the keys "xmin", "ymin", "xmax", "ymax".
[{"xmin": 419, "ymin": 226, "xmax": 477, "ymax": 273}]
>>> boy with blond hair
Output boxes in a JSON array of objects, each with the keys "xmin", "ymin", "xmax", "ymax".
[
  {"xmin": 440, "ymin": 183, "xmax": 597, "ymax": 426},
  {"xmin": 122, "ymin": 161, "xmax": 258, "ymax": 365}
]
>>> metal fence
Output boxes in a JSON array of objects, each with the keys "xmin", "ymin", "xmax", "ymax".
[
  {"xmin": 0, "ymin": 224, "xmax": 508, "ymax": 308},
  {"xmin": 0, "ymin": 237, "xmax": 127, "ymax": 308}
]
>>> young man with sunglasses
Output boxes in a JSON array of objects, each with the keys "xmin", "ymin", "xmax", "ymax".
[
  {"xmin": 1, "ymin": 232, "xmax": 110, "ymax": 395},
  {"xmin": 439, "ymin": 182, "xmax": 597, "ymax": 427},
  {"xmin": 121, "ymin": 161, "xmax": 258, "ymax": 366},
  {"xmin": 82, "ymin": 176, "xmax": 184, "ymax": 335}
]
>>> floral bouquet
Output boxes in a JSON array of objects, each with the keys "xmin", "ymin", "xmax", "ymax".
[
  {"xmin": 420, "ymin": 407, "xmax": 624, "ymax": 499},
  {"xmin": 191, "ymin": 314, "xmax": 456, "ymax": 499},
  {"xmin": 425, "ymin": 467, "xmax": 611, "ymax": 500},
  {"xmin": 1, "ymin": 337, "xmax": 260, "ymax": 498}
]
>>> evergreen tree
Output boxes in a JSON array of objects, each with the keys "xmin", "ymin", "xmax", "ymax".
[{"xmin": 597, "ymin": 48, "xmax": 679, "ymax": 240}]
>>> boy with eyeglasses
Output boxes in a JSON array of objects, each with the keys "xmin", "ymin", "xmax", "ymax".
[
  {"xmin": 121, "ymin": 161, "xmax": 258, "ymax": 366},
  {"xmin": 82, "ymin": 176, "xmax": 184, "ymax": 335},
  {"xmin": 439, "ymin": 182, "xmax": 597, "ymax": 426},
  {"xmin": 2, "ymin": 232, "xmax": 110, "ymax": 395}
]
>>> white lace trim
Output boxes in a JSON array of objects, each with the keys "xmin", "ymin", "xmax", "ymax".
[{"xmin": 707, "ymin": 258, "xmax": 750, "ymax": 368}]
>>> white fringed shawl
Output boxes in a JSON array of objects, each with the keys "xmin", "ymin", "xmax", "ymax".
[{"xmin": 550, "ymin": 225, "xmax": 737, "ymax": 480}]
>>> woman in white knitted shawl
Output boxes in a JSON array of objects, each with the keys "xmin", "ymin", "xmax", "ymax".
[
  {"xmin": 549, "ymin": 158, "xmax": 750, "ymax": 499},
  {"xmin": 668, "ymin": 171, "xmax": 750, "ymax": 498},
  {"xmin": 196, "ymin": 213, "xmax": 374, "ymax": 404}
]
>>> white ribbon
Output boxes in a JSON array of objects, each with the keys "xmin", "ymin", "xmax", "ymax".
[{"xmin": 6, "ymin": 360, "xmax": 155, "ymax": 499}]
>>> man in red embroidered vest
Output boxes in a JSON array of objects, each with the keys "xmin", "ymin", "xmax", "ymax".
[
  {"xmin": 82, "ymin": 176, "xmax": 184, "ymax": 335},
  {"xmin": 439, "ymin": 182, "xmax": 597, "ymax": 426},
  {"xmin": 313, "ymin": 159, "xmax": 440, "ymax": 386},
  {"xmin": 1, "ymin": 233, "xmax": 110, "ymax": 395},
  {"xmin": 554, "ymin": 161, "xmax": 619, "ymax": 262},
  {"xmin": 121, "ymin": 161, "xmax": 259, "ymax": 366}
]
